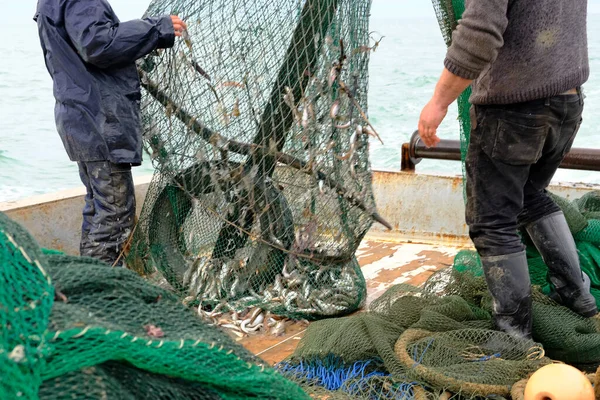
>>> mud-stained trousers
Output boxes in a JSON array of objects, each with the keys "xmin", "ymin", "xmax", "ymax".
[
  {"xmin": 464, "ymin": 89, "xmax": 597, "ymax": 339},
  {"xmin": 466, "ymin": 92, "xmax": 583, "ymax": 257},
  {"xmin": 77, "ymin": 161, "xmax": 136, "ymax": 266}
]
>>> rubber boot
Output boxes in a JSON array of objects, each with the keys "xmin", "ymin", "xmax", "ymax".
[
  {"xmin": 481, "ymin": 251, "xmax": 533, "ymax": 340},
  {"xmin": 525, "ymin": 211, "xmax": 598, "ymax": 318}
]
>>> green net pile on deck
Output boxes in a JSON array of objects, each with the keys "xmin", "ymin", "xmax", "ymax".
[
  {"xmin": 277, "ymin": 193, "xmax": 600, "ymax": 399},
  {"xmin": 128, "ymin": 0, "xmax": 388, "ymax": 321},
  {"xmin": 0, "ymin": 211, "xmax": 309, "ymax": 400}
]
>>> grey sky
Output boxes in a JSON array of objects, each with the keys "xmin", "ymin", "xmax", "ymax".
[
  {"xmin": 22, "ymin": 1, "xmax": 600, "ymax": 23},
  {"xmin": 114, "ymin": 0, "xmax": 436, "ymax": 20},
  {"xmin": 105, "ymin": 0, "xmax": 434, "ymax": 21}
]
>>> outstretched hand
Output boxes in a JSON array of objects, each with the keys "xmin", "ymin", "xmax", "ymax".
[{"xmin": 170, "ymin": 15, "xmax": 188, "ymax": 37}]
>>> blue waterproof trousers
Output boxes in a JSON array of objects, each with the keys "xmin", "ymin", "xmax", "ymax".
[{"xmin": 77, "ymin": 161, "xmax": 135, "ymax": 266}]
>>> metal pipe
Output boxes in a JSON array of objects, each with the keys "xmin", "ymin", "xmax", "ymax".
[{"xmin": 403, "ymin": 130, "xmax": 600, "ymax": 172}]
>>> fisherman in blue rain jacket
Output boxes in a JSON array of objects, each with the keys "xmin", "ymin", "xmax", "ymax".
[{"xmin": 34, "ymin": 0, "xmax": 187, "ymax": 266}]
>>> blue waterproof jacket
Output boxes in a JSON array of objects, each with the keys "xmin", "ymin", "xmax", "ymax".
[{"xmin": 34, "ymin": 0, "xmax": 174, "ymax": 164}]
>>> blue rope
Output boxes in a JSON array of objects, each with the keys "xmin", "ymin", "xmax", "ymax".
[
  {"xmin": 473, "ymin": 352, "xmax": 501, "ymax": 362},
  {"xmin": 276, "ymin": 357, "xmax": 387, "ymax": 391},
  {"xmin": 276, "ymin": 357, "xmax": 426, "ymax": 399},
  {"xmin": 412, "ymin": 338, "xmax": 435, "ymax": 367}
]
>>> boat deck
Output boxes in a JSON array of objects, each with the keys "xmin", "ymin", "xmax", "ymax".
[{"xmin": 233, "ymin": 238, "xmax": 468, "ymax": 365}]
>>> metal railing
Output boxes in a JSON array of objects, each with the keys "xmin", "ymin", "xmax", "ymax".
[{"xmin": 401, "ymin": 131, "xmax": 600, "ymax": 172}]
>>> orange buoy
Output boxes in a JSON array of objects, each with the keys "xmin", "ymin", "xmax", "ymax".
[{"xmin": 524, "ymin": 364, "xmax": 594, "ymax": 400}]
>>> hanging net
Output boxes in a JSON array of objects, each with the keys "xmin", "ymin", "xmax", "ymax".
[
  {"xmin": 127, "ymin": 0, "xmax": 388, "ymax": 320},
  {"xmin": 0, "ymin": 211, "xmax": 309, "ymax": 399},
  {"xmin": 431, "ymin": 0, "xmax": 470, "ymax": 200}
]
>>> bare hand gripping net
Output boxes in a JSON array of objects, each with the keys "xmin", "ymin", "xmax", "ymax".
[{"xmin": 128, "ymin": 0, "xmax": 387, "ymax": 319}]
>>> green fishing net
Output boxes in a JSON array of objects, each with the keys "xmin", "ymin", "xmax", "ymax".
[
  {"xmin": 0, "ymin": 211, "xmax": 309, "ymax": 399},
  {"xmin": 127, "ymin": 0, "xmax": 388, "ymax": 320},
  {"xmin": 431, "ymin": 0, "xmax": 470, "ymax": 201},
  {"xmin": 521, "ymin": 191, "xmax": 600, "ymax": 308},
  {"xmin": 278, "ymin": 258, "xmax": 600, "ymax": 399},
  {"xmin": 275, "ymin": 1, "xmax": 600, "ymax": 398}
]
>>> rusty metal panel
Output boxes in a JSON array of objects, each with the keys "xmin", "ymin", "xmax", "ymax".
[
  {"xmin": 1, "ymin": 171, "xmax": 599, "ymax": 253},
  {"xmin": 0, "ymin": 176, "xmax": 152, "ymax": 255},
  {"xmin": 369, "ymin": 170, "xmax": 600, "ymax": 245}
]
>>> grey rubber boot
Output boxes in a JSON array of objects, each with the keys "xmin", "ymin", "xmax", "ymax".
[
  {"xmin": 525, "ymin": 211, "xmax": 598, "ymax": 318},
  {"xmin": 481, "ymin": 251, "xmax": 533, "ymax": 340}
]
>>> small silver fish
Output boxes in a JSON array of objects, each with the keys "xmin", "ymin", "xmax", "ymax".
[
  {"xmin": 350, "ymin": 131, "xmax": 358, "ymax": 146},
  {"xmin": 336, "ymin": 151, "xmax": 352, "ymax": 161},
  {"xmin": 356, "ymin": 124, "xmax": 363, "ymax": 136},
  {"xmin": 329, "ymin": 100, "xmax": 340, "ymax": 119},
  {"xmin": 217, "ymin": 102, "xmax": 230, "ymax": 126},
  {"xmin": 248, "ymin": 307, "xmax": 263, "ymax": 324},
  {"xmin": 231, "ymin": 98, "xmax": 240, "ymax": 117},
  {"xmin": 363, "ymin": 125, "xmax": 377, "ymax": 137},
  {"xmin": 328, "ymin": 66, "xmax": 339, "ymax": 88},
  {"xmin": 335, "ymin": 121, "xmax": 352, "ymax": 129},
  {"xmin": 303, "ymin": 280, "xmax": 311, "ymax": 299},
  {"xmin": 284, "ymin": 291, "xmax": 299, "ymax": 309},
  {"xmin": 372, "ymin": 36, "xmax": 385, "ymax": 52},
  {"xmin": 283, "ymin": 87, "xmax": 301, "ymax": 123},
  {"xmin": 270, "ymin": 320, "xmax": 287, "ymax": 336},
  {"xmin": 301, "ymin": 105, "xmax": 310, "ymax": 128},
  {"xmin": 182, "ymin": 29, "xmax": 193, "ymax": 51},
  {"xmin": 352, "ymin": 45, "xmax": 372, "ymax": 55}
]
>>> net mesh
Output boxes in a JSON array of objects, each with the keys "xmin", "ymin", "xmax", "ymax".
[
  {"xmin": 278, "ymin": 261, "xmax": 600, "ymax": 399},
  {"xmin": 0, "ymin": 212, "xmax": 53, "ymax": 399},
  {"xmin": 275, "ymin": 1, "xmax": 600, "ymax": 398},
  {"xmin": 127, "ymin": 0, "xmax": 387, "ymax": 320},
  {"xmin": 431, "ymin": 0, "xmax": 470, "ymax": 199},
  {"xmin": 0, "ymin": 211, "xmax": 309, "ymax": 399}
]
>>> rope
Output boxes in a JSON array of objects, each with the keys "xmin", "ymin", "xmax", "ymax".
[
  {"xmin": 394, "ymin": 329, "xmax": 511, "ymax": 398},
  {"xmin": 413, "ymin": 386, "xmax": 430, "ymax": 400}
]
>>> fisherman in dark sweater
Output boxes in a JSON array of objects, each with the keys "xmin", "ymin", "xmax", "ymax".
[{"xmin": 419, "ymin": 0, "xmax": 598, "ymax": 339}]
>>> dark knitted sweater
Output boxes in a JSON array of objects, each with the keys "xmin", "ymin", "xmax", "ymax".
[{"xmin": 444, "ymin": 0, "xmax": 589, "ymax": 105}]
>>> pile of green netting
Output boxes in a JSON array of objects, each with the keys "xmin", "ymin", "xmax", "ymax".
[
  {"xmin": 0, "ymin": 211, "xmax": 309, "ymax": 400},
  {"xmin": 274, "ymin": 0, "xmax": 600, "ymax": 397},
  {"xmin": 525, "ymin": 191, "xmax": 600, "ymax": 308},
  {"xmin": 127, "ymin": 0, "xmax": 388, "ymax": 320},
  {"xmin": 277, "ymin": 193, "xmax": 600, "ymax": 398}
]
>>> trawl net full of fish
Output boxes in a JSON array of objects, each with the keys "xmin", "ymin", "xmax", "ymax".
[{"xmin": 128, "ymin": 0, "xmax": 388, "ymax": 323}]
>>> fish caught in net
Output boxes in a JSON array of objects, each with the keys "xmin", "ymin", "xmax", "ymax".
[
  {"xmin": 0, "ymin": 211, "xmax": 309, "ymax": 400},
  {"xmin": 127, "ymin": 0, "xmax": 389, "ymax": 320}
]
